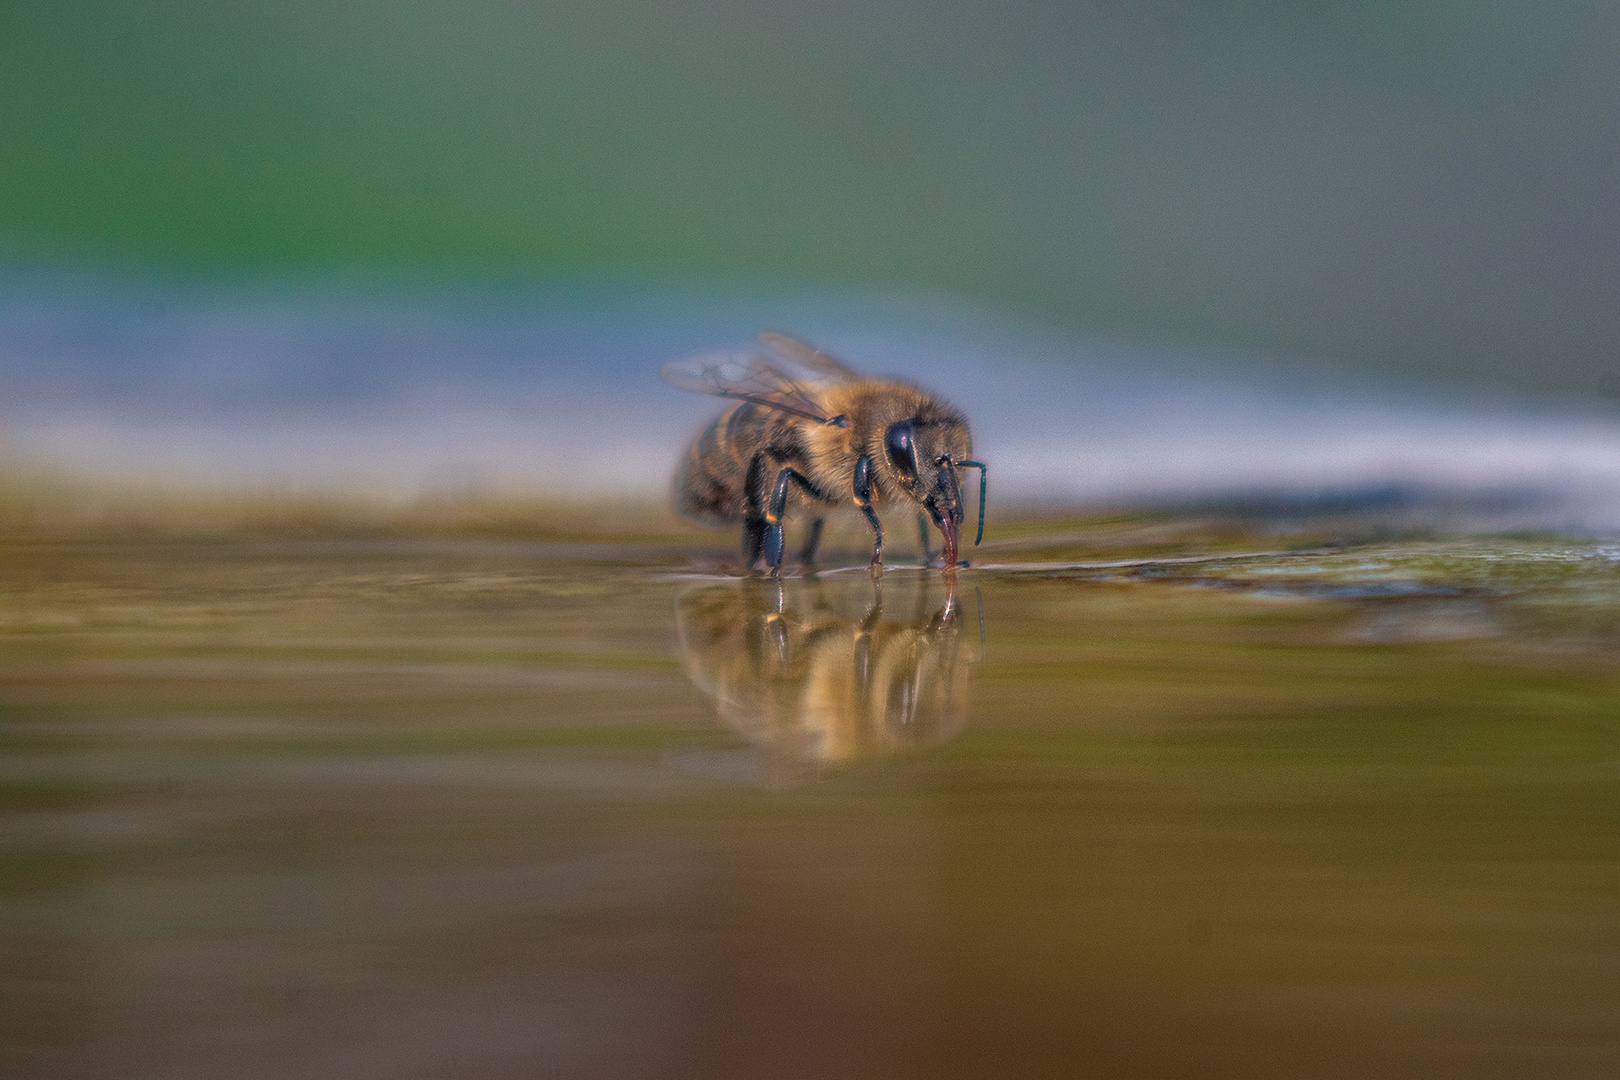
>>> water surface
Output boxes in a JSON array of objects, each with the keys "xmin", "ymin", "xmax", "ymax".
[{"xmin": 3, "ymin": 536, "xmax": 1619, "ymax": 1078}]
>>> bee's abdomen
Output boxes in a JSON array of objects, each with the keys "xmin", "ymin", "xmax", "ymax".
[
  {"xmin": 672, "ymin": 405, "xmax": 834, "ymax": 527},
  {"xmin": 672, "ymin": 411, "xmax": 752, "ymax": 526}
]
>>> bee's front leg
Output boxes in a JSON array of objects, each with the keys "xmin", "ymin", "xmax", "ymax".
[{"xmin": 853, "ymin": 454, "xmax": 883, "ymax": 569}]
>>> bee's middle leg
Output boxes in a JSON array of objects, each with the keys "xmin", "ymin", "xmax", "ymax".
[
  {"xmin": 742, "ymin": 453, "xmax": 768, "ymax": 573},
  {"xmin": 799, "ymin": 516, "xmax": 825, "ymax": 569},
  {"xmin": 765, "ymin": 467, "xmax": 819, "ymax": 576},
  {"xmin": 764, "ymin": 470, "xmax": 793, "ymax": 575},
  {"xmin": 742, "ymin": 517, "xmax": 767, "ymax": 571}
]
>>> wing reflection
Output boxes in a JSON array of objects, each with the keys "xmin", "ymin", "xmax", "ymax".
[{"xmin": 676, "ymin": 578, "xmax": 975, "ymax": 774}]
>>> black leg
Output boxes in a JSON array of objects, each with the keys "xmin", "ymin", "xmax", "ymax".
[
  {"xmin": 765, "ymin": 467, "xmax": 817, "ymax": 576},
  {"xmin": 862, "ymin": 506, "xmax": 883, "ymax": 568},
  {"xmin": 853, "ymin": 454, "xmax": 883, "ymax": 568},
  {"xmin": 800, "ymin": 516, "xmax": 825, "ymax": 568},
  {"xmin": 742, "ymin": 517, "xmax": 766, "ymax": 569},
  {"xmin": 742, "ymin": 453, "xmax": 768, "ymax": 572}
]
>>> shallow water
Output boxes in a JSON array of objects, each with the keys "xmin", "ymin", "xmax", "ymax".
[{"xmin": 3, "ymin": 536, "xmax": 1620, "ymax": 1078}]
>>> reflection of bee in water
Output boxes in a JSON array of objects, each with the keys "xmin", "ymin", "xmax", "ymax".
[
  {"xmin": 676, "ymin": 579, "xmax": 972, "ymax": 778},
  {"xmin": 663, "ymin": 333, "xmax": 986, "ymax": 574}
]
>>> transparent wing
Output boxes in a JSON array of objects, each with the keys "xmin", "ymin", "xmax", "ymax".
[
  {"xmin": 757, "ymin": 332, "xmax": 862, "ymax": 382},
  {"xmin": 660, "ymin": 350, "xmax": 840, "ymax": 424}
]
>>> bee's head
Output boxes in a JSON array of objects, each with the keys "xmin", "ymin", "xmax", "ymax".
[{"xmin": 882, "ymin": 415, "xmax": 971, "ymax": 562}]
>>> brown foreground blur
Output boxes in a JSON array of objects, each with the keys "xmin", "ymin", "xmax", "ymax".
[{"xmin": 3, "ymin": 478, "xmax": 1620, "ymax": 1078}]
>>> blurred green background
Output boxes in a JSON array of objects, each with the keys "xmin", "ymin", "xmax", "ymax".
[{"xmin": 3, "ymin": 1, "xmax": 1617, "ymax": 395}]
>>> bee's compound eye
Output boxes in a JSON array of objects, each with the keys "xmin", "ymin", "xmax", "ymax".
[{"xmin": 884, "ymin": 422, "xmax": 917, "ymax": 477}]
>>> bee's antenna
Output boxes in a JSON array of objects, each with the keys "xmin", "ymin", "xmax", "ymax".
[{"xmin": 960, "ymin": 461, "xmax": 987, "ymax": 545}]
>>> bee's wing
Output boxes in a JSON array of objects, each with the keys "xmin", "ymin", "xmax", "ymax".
[
  {"xmin": 661, "ymin": 351, "xmax": 842, "ymax": 424},
  {"xmin": 757, "ymin": 332, "xmax": 862, "ymax": 382}
]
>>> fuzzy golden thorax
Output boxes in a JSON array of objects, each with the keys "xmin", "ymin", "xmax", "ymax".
[{"xmin": 801, "ymin": 381, "xmax": 973, "ymax": 507}]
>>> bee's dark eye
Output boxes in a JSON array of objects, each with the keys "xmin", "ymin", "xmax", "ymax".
[{"xmin": 884, "ymin": 422, "xmax": 917, "ymax": 477}]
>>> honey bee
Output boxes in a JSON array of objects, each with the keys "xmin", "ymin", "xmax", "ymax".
[{"xmin": 663, "ymin": 332, "xmax": 986, "ymax": 574}]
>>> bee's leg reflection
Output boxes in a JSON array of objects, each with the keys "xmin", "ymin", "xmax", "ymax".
[
  {"xmin": 854, "ymin": 577, "xmax": 884, "ymax": 689},
  {"xmin": 806, "ymin": 575, "xmax": 831, "ymax": 613},
  {"xmin": 861, "ymin": 576, "xmax": 885, "ymax": 629},
  {"xmin": 764, "ymin": 604, "xmax": 789, "ymax": 664},
  {"xmin": 740, "ymin": 576, "xmax": 790, "ymax": 663},
  {"xmin": 799, "ymin": 516, "xmax": 825, "ymax": 570}
]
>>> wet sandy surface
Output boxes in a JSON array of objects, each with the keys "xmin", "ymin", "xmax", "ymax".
[{"xmin": 3, "ymin": 536, "xmax": 1620, "ymax": 1078}]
